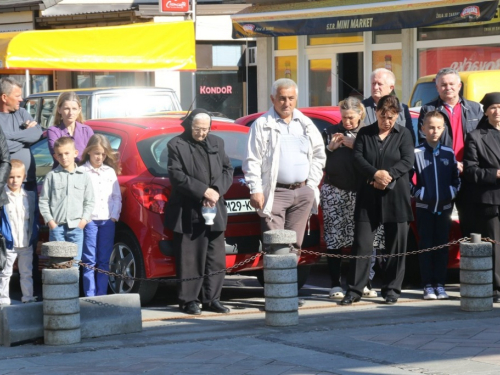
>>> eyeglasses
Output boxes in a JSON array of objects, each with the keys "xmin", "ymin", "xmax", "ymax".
[{"xmin": 192, "ymin": 127, "xmax": 210, "ymax": 133}]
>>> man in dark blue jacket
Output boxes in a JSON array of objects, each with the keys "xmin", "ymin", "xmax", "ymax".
[
  {"xmin": 412, "ymin": 111, "xmax": 460, "ymax": 300},
  {"xmin": 417, "ymin": 68, "xmax": 483, "ymax": 173}
]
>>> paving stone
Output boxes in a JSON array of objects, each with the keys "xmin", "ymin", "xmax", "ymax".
[
  {"xmin": 245, "ymin": 364, "xmax": 297, "ymax": 375},
  {"xmin": 444, "ymin": 346, "xmax": 486, "ymax": 357}
]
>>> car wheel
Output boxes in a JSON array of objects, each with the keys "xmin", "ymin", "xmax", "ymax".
[
  {"xmin": 109, "ymin": 230, "xmax": 158, "ymax": 305},
  {"xmin": 256, "ymin": 265, "xmax": 311, "ymax": 290}
]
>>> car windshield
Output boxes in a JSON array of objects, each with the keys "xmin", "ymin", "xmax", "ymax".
[
  {"xmin": 410, "ymin": 82, "xmax": 439, "ymax": 107},
  {"xmin": 97, "ymin": 93, "xmax": 179, "ymax": 118},
  {"xmin": 137, "ymin": 131, "xmax": 248, "ymax": 178}
]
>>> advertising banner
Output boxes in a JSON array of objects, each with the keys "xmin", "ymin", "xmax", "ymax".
[
  {"xmin": 419, "ymin": 46, "xmax": 500, "ymax": 76},
  {"xmin": 160, "ymin": 0, "xmax": 189, "ymax": 13},
  {"xmin": 232, "ymin": 0, "xmax": 499, "ymax": 38}
]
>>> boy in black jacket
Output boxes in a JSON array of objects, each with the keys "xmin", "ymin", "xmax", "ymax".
[{"xmin": 411, "ymin": 111, "xmax": 460, "ymax": 300}]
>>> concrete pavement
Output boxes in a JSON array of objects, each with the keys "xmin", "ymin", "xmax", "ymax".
[{"xmin": 2, "ymin": 281, "xmax": 500, "ymax": 374}]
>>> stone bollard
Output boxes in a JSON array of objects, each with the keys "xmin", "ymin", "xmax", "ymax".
[
  {"xmin": 263, "ymin": 230, "xmax": 298, "ymax": 326},
  {"xmin": 460, "ymin": 233, "xmax": 493, "ymax": 312},
  {"xmin": 42, "ymin": 241, "xmax": 81, "ymax": 345}
]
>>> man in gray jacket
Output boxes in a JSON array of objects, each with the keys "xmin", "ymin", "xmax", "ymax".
[
  {"xmin": 363, "ymin": 68, "xmax": 415, "ymax": 145},
  {"xmin": 0, "ymin": 78, "xmax": 42, "ymax": 192}
]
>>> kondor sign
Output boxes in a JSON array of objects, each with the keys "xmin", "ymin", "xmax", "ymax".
[{"xmin": 160, "ymin": 0, "xmax": 189, "ymax": 13}]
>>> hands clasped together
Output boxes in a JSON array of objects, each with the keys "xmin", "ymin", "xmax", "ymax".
[
  {"xmin": 328, "ymin": 133, "xmax": 355, "ymax": 151},
  {"xmin": 371, "ymin": 170, "xmax": 393, "ymax": 190}
]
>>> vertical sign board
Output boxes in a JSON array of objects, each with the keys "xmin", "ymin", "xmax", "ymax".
[{"xmin": 160, "ymin": 0, "xmax": 189, "ymax": 13}]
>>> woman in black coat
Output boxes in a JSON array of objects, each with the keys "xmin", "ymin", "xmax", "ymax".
[
  {"xmin": 341, "ymin": 95, "xmax": 415, "ymax": 305},
  {"xmin": 462, "ymin": 92, "xmax": 500, "ymax": 302},
  {"xmin": 164, "ymin": 108, "xmax": 234, "ymax": 315}
]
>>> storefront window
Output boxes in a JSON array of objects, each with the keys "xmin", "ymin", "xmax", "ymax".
[
  {"xmin": 307, "ymin": 33, "xmax": 363, "ymax": 45},
  {"xmin": 418, "ymin": 45, "xmax": 500, "ymax": 76},
  {"xmin": 196, "ymin": 70, "xmax": 243, "ymax": 120},
  {"xmin": 275, "ymin": 36, "xmax": 297, "ymax": 50},
  {"xmin": 372, "ymin": 50, "xmax": 403, "ymax": 99},
  {"xmin": 308, "ymin": 59, "xmax": 332, "ymax": 106},
  {"xmin": 372, "ymin": 30, "xmax": 402, "ymax": 44},
  {"xmin": 275, "ymin": 56, "xmax": 297, "ymax": 82},
  {"xmin": 74, "ymin": 72, "xmax": 136, "ymax": 88},
  {"xmin": 213, "ymin": 45, "xmax": 243, "ymax": 66},
  {"xmin": 0, "ymin": 74, "xmax": 52, "ymax": 95}
]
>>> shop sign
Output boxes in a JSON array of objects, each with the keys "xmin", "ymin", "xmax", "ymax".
[
  {"xmin": 199, "ymin": 85, "xmax": 233, "ymax": 94},
  {"xmin": 159, "ymin": 0, "xmax": 189, "ymax": 13},
  {"xmin": 232, "ymin": 1, "xmax": 498, "ymax": 38},
  {"xmin": 419, "ymin": 46, "xmax": 500, "ymax": 76}
]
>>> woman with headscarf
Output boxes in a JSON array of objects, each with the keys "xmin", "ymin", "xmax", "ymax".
[
  {"xmin": 462, "ymin": 92, "xmax": 500, "ymax": 302},
  {"xmin": 164, "ymin": 109, "xmax": 234, "ymax": 315}
]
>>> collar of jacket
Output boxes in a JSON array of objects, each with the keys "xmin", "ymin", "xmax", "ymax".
[
  {"xmin": 477, "ymin": 115, "xmax": 499, "ymax": 133},
  {"xmin": 175, "ymin": 133, "xmax": 219, "ymax": 151},
  {"xmin": 53, "ymin": 164, "xmax": 85, "ymax": 174},
  {"xmin": 436, "ymin": 96, "xmax": 470, "ymax": 112},
  {"xmin": 263, "ymin": 107, "xmax": 312, "ymax": 132}
]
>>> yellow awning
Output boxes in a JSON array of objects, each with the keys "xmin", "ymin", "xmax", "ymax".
[{"xmin": 0, "ymin": 22, "xmax": 196, "ymax": 71}]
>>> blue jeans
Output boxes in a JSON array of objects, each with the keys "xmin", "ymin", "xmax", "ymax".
[
  {"xmin": 82, "ymin": 220, "xmax": 115, "ymax": 296},
  {"xmin": 49, "ymin": 224, "xmax": 84, "ymax": 268}
]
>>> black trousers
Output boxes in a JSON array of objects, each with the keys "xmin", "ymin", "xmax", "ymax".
[
  {"xmin": 416, "ymin": 208, "xmax": 452, "ymax": 287},
  {"xmin": 347, "ymin": 221, "xmax": 408, "ymax": 299},
  {"xmin": 173, "ymin": 223, "xmax": 226, "ymax": 306}
]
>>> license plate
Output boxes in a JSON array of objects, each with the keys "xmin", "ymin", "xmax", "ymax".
[{"xmin": 225, "ymin": 199, "xmax": 256, "ymax": 214}]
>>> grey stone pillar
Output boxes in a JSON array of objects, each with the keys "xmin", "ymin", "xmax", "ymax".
[
  {"xmin": 263, "ymin": 230, "xmax": 298, "ymax": 326},
  {"xmin": 42, "ymin": 242, "xmax": 81, "ymax": 345},
  {"xmin": 460, "ymin": 234, "xmax": 493, "ymax": 312}
]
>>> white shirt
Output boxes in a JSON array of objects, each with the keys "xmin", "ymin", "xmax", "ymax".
[
  {"xmin": 5, "ymin": 187, "xmax": 30, "ymax": 248},
  {"xmin": 81, "ymin": 162, "xmax": 122, "ymax": 221}
]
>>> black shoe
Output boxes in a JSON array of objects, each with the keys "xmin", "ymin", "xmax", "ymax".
[
  {"xmin": 385, "ymin": 297, "xmax": 398, "ymax": 304},
  {"xmin": 340, "ymin": 293, "xmax": 361, "ymax": 305},
  {"xmin": 181, "ymin": 301, "xmax": 201, "ymax": 315},
  {"xmin": 203, "ymin": 300, "xmax": 230, "ymax": 314}
]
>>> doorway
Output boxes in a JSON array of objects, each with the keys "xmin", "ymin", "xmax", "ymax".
[{"xmin": 307, "ymin": 52, "xmax": 363, "ymax": 106}]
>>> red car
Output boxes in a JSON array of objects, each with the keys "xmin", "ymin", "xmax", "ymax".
[
  {"xmin": 30, "ymin": 115, "xmax": 324, "ymax": 304},
  {"xmin": 235, "ymin": 107, "xmax": 461, "ymax": 282}
]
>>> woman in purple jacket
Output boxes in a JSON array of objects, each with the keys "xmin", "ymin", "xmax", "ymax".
[{"xmin": 48, "ymin": 92, "xmax": 94, "ymax": 168}]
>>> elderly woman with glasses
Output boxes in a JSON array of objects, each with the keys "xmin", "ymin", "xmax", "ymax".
[{"xmin": 164, "ymin": 108, "xmax": 234, "ymax": 315}]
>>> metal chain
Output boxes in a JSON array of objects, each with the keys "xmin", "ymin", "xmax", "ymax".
[
  {"xmin": 300, "ymin": 237, "xmax": 473, "ymax": 259},
  {"xmin": 78, "ymin": 251, "xmax": 264, "ymax": 284},
  {"xmin": 77, "ymin": 237, "xmax": 500, "ymax": 283}
]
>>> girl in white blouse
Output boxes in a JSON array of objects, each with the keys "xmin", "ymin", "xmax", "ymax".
[{"xmin": 80, "ymin": 134, "xmax": 122, "ymax": 296}]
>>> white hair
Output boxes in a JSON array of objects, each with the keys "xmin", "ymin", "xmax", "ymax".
[
  {"xmin": 271, "ymin": 78, "xmax": 298, "ymax": 97},
  {"xmin": 192, "ymin": 112, "xmax": 211, "ymax": 124},
  {"xmin": 371, "ymin": 68, "xmax": 396, "ymax": 86}
]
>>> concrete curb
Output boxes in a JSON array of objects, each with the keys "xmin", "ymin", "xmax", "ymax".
[{"xmin": 0, "ymin": 294, "xmax": 142, "ymax": 347}]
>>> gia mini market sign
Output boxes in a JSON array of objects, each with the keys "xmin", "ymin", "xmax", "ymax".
[{"xmin": 160, "ymin": 0, "xmax": 189, "ymax": 13}]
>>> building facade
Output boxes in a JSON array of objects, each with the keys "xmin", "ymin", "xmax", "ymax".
[{"xmin": 0, "ymin": 0, "xmax": 255, "ymax": 119}]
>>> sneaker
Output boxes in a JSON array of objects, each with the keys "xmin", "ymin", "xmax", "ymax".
[
  {"xmin": 363, "ymin": 286, "xmax": 378, "ymax": 298},
  {"xmin": 328, "ymin": 286, "xmax": 345, "ymax": 299},
  {"xmin": 435, "ymin": 285, "xmax": 449, "ymax": 300},
  {"xmin": 423, "ymin": 285, "xmax": 437, "ymax": 300}
]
